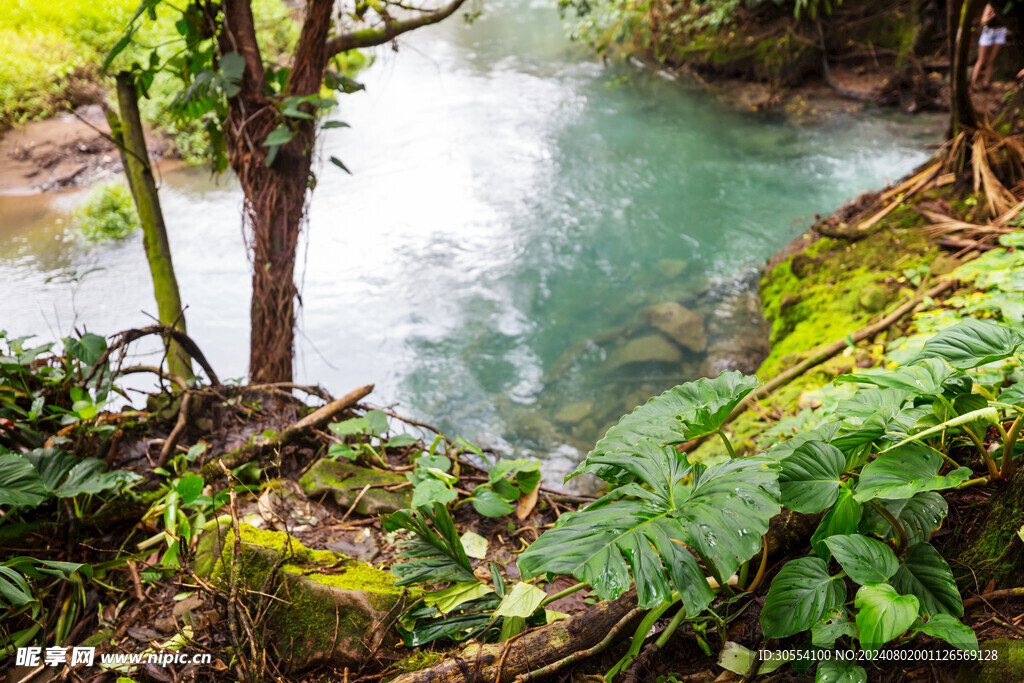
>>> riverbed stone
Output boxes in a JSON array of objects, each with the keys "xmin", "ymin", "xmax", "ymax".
[
  {"xmin": 553, "ymin": 401, "xmax": 595, "ymax": 425},
  {"xmin": 195, "ymin": 521, "xmax": 404, "ymax": 671},
  {"xmin": 642, "ymin": 302, "xmax": 707, "ymax": 353},
  {"xmin": 608, "ymin": 334, "xmax": 684, "ymax": 370},
  {"xmin": 299, "ymin": 459, "xmax": 410, "ymax": 515},
  {"xmin": 655, "ymin": 258, "xmax": 689, "ymax": 280}
]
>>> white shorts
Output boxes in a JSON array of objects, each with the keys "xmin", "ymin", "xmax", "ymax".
[{"xmin": 980, "ymin": 26, "xmax": 1007, "ymax": 47}]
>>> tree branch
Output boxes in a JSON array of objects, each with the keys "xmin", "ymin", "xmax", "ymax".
[{"xmin": 324, "ymin": 0, "xmax": 468, "ymax": 56}]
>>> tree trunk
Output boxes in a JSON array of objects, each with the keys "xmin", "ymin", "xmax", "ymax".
[
  {"xmin": 389, "ymin": 592, "xmax": 639, "ymax": 683},
  {"xmin": 108, "ymin": 73, "xmax": 193, "ymax": 380},
  {"xmin": 954, "ymin": 472, "xmax": 1024, "ymax": 590},
  {"xmin": 950, "ymin": 0, "xmax": 984, "ymax": 134},
  {"xmin": 217, "ymin": 0, "xmax": 335, "ymax": 383}
]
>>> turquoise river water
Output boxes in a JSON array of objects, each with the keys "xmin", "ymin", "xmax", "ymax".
[{"xmin": 0, "ymin": 0, "xmax": 941, "ymax": 480}]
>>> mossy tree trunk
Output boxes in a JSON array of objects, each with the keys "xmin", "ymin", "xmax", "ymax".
[
  {"xmin": 955, "ymin": 469, "xmax": 1024, "ymax": 590},
  {"xmin": 108, "ymin": 73, "xmax": 193, "ymax": 380}
]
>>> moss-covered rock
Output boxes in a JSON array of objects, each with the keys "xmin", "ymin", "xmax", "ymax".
[
  {"xmin": 195, "ymin": 521, "xmax": 405, "ymax": 671},
  {"xmin": 299, "ymin": 459, "xmax": 411, "ymax": 515},
  {"xmin": 957, "ymin": 639, "xmax": 1024, "ymax": 681}
]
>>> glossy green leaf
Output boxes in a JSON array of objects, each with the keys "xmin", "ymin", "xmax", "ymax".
[
  {"xmin": 854, "ymin": 583, "xmax": 919, "ymax": 651},
  {"xmin": 815, "ymin": 660, "xmax": 867, "ymax": 683},
  {"xmin": 520, "ymin": 449, "xmax": 777, "ymax": 612},
  {"xmin": 913, "ymin": 318, "xmax": 1024, "ymax": 369},
  {"xmin": 779, "ymin": 440, "xmax": 846, "ymax": 513},
  {"xmin": 411, "ymin": 478, "xmax": 458, "ymax": 509},
  {"xmin": 811, "ymin": 486, "xmax": 862, "ymax": 560},
  {"xmin": 262, "ymin": 126, "xmax": 294, "ymax": 147},
  {"xmin": 471, "ymin": 487, "xmax": 516, "ymax": 517},
  {"xmin": 835, "ymin": 358, "xmax": 957, "ymax": 396},
  {"xmin": 823, "ymin": 534, "xmax": 898, "ymax": 585},
  {"xmin": 760, "ymin": 557, "xmax": 846, "ymax": 639},
  {"xmin": 175, "ymin": 474, "xmax": 205, "ymax": 505},
  {"xmin": 911, "ymin": 614, "xmax": 977, "ymax": 651},
  {"xmin": 811, "ymin": 608, "xmax": 857, "ymax": 648},
  {"xmin": 891, "ymin": 542, "xmax": 962, "ymax": 617},
  {"xmin": 858, "ymin": 492, "xmax": 947, "ymax": 546},
  {"xmin": 854, "ymin": 444, "xmax": 971, "ymax": 502},
  {"xmin": 573, "ymin": 371, "xmax": 758, "ymax": 482},
  {"xmin": 0, "ymin": 454, "xmax": 47, "ymax": 507}
]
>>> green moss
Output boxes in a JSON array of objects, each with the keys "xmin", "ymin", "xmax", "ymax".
[
  {"xmin": 957, "ymin": 639, "xmax": 1024, "ymax": 681},
  {"xmin": 203, "ymin": 522, "xmax": 402, "ymax": 669},
  {"xmin": 386, "ymin": 650, "xmax": 445, "ymax": 679}
]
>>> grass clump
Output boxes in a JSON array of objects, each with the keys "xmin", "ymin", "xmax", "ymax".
[{"xmin": 74, "ymin": 181, "xmax": 140, "ymax": 242}]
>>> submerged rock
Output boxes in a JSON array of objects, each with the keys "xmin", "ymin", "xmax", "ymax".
[
  {"xmin": 608, "ymin": 334, "xmax": 685, "ymax": 370},
  {"xmin": 299, "ymin": 459, "xmax": 410, "ymax": 515},
  {"xmin": 553, "ymin": 401, "xmax": 595, "ymax": 425},
  {"xmin": 195, "ymin": 522, "xmax": 404, "ymax": 671},
  {"xmin": 642, "ymin": 302, "xmax": 707, "ymax": 353},
  {"xmin": 655, "ymin": 258, "xmax": 689, "ymax": 280}
]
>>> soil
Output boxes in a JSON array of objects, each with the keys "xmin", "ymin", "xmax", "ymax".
[{"xmin": 0, "ymin": 104, "xmax": 169, "ymax": 195}]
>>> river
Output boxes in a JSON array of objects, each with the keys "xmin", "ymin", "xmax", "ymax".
[{"xmin": 0, "ymin": 0, "xmax": 940, "ymax": 481}]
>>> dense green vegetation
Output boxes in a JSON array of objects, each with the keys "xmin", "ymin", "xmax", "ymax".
[{"xmin": 73, "ymin": 181, "xmax": 140, "ymax": 242}]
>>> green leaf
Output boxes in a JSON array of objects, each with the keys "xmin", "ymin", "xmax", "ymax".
[
  {"xmin": 322, "ymin": 120, "xmax": 350, "ymax": 129},
  {"xmin": 423, "ymin": 581, "xmax": 494, "ymax": 614},
  {"xmin": 811, "ymin": 486, "xmax": 862, "ymax": 560},
  {"xmin": 911, "ymin": 614, "xmax": 978, "ymax": 651},
  {"xmin": 760, "ymin": 557, "xmax": 846, "ymax": 639},
  {"xmin": 414, "ymin": 454, "xmax": 451, "ymax": 472},
  {"xmin": 54, "ymin": 459, "xmax": 140, "ymax": 498},
  {"xmin": 854, "ymin": 583, "xmax": 919, "ymax": 651},
  {"xmin": 411, "ymin": 479, "xmax": 458, "ymax": 509},
  {"xmin": 890, "ymin": 542, "xmax": 962, "ymax": 617},
  {"xmin": 329, "ymin": 416, "xmax": 370, "ymax": 436},
  {"xmin": 263, "ymin": 126, "xmax": 294, "ymax": 147},
  {"xmin": 815, "ymin": 660, "xmax": 867, "ymax": 683},
  {"xmin": 328, "ymin": 443, "xmax": 358, "ymax": 460},
  {"xmin": 718, "ymin": 641, "xmax": 757, "ymax": 676},
  {"xmin": 520, "ymin": 449, "xmax": 777, "ymax": 612},
  {"xmin": 385, "ymin": 434, "xmax": 418, "ymax": 448},
  {"xmin": 490, "ymin": 458, "xmax": 541, "ymax": 493},
  {"xmin": 384, "ymin": 504, "xmax": 476, "ymax": 586},
  {"xmin": 330, "ymin": 156, "xmax": 352, "ymax": 174},
  {"xmin": 574, "ymin": 371, "xmax": 758, "ymax": 482},
  {"xmin": 811, "ymin": 608, "xmax": 857, "ymax": 648},
  {"xmin": 365, "ymin": 410, "xmax": 389, "ymax": 435},
  {"xmin": 0, "ymin": 454, "xmax": 48, "ymax": 507},
  {"xmin": 0, "ymin": 566, "xmax": 34, "ymax": 607},
  {"xmin": 835, "ymin": 359, "xmax": 957, "ymax": 396},
  {"xmin": 471, "ymin": 487, "xmax": 515, "ymax": 517},
  {"xmin": 492, "ymin": 582, "xmax": 547, "ymax": 619},
  {"xmin": 64, "ymin": 333, "xmax": 107, "ymax": 368},
  {"xmin": 498, "ymin": 615, "xmax": 526, "ymax": 641},
  {"xmin": 913, "ymin": 318, "xmax": 1024, "ymax": 369},
  {"xmin": 779, "ymin": 440, "xmax": 846, "ymax": 513},
  {"xmin": 858, "ymin": 492, "xmax": 947, "ymax": 546},
  {"xmin": 175, "ymin": 474, "xmax": 205, "ymax": 505},
  {"xmin": 854, "ymin": 444, "xmax": 971, "ymax": 502},
  {"xmin": 823, "ymin": 534, "xmax": 898, "ymax": 585}
]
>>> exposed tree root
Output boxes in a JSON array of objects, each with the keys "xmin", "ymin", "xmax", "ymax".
[{"xmin": 387, "ymin": 592, "xmax": 639, "ymax": 683}]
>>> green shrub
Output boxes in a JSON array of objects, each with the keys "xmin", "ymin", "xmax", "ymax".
[{"xmin": 73, "ymin": 181, "xmax": 140, "ymax": 242}]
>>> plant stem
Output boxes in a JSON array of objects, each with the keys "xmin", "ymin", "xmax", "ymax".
[
  {"xmin": 540, "ymin": 582, "xmax": 586, "ymax": 607},
  {"xmin": 869, "ymin": 501, "xmax": 908, "ymax": 553},
  {"xmin": 1002, "ymin": 414, "xmax": 1022, "ymax": 479},
  {"xmin": 605, "ymin": 597, "xmax": 676, "ymax": 680},
  {"xmin": 654, "ymin": 606, "xmax": 689, "ymax": 649},
  {"xmin": 717, "ymin": 430, "xmax": 737, "ymax": 458},
  {"xmin": 965, "ymin": 427, "xmax": 1001, "ymax": 480},
  {"xmin": 743, "ymin": 537, "xmax": 769, "ymax": 593},
  {"xmin": 956, "ymin": 476, "xmax": 989, "ymax": 489},
  {"xmin": 738, "ymin": 559, "xmax": 749, "ymax": 588}
]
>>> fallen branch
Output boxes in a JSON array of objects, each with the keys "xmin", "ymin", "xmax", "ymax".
[
  {"xmin": 387, "ymin": 592, "xmax": 638, "ymax": 683},
  {"xmin": 963, "ymin": 586, "xmax": 1024, "ymax": 610},
  {"xmin": 728, "ymin": 278, "xmax": 956, "ymax": 422},
  {"xmin": 200, "ymin": 384, "xmax": 374, "ymax": 479}
]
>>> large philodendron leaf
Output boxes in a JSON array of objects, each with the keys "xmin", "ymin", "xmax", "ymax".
[
  {"xmin": 519, "ymin": 453, "xmax": 779, "ymax": 612},
  {"xmin": 572, "ymin": 371, "xmax": 758, "ymax": 482},
  {"xmin": 891, "ymin": 542, "xmax": 962, "ymax": 617},
  {"xmin": 760, "ymin": 557, "xmax": 846, "ymax": 639},
  {"xmin": 810, "ymin": 486, "xmax": 863, "ymax": 561},
  {"xmin": 823, "ymin": 534, "xmax": 898, "ymax": 585},
  {"xmin": 0, "ymin": 454, "xmax": 47, "ymax": 507},
  {"xmin": 854, "ymin": 444, "xmax": 971, "ymax": 502},
  {"xmin": 854, "ymin": 583, "xmax": 920, "ymax": 651},
  {"xmin": 835, "ymin": 359, "xmax": 959, "ymax": 396},
  {"xmin": 859, "ymin": 492, "xmax": 947, "ymax": 546},
  {"xmin": 913, "ymin": 318, "xmax": 1024, "ymax": 369},
  {"xmin": 778, "ymin": 440, "xmax": 847, "ymax": 513}
]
